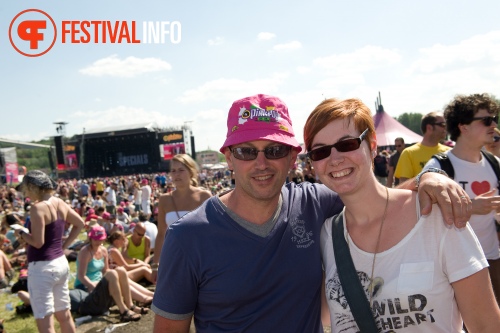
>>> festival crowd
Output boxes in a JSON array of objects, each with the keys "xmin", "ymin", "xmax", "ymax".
[{"xmin": 0, "ymin": 92, "xmax": 499, "ymax": 333}]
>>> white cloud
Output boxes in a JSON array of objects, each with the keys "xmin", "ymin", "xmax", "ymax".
[
  {"xmin": 313, "ymin": 45, "xmax": 401, "ymax": 73},
  {"xmin": 272, "ymin": 41, "xmax": 302, "ymax": 51},
  {"xmin": 257, "ymin": 32, "xmax": 276, "ymax": 40},
  {"xmin": 177, "ymin": 72, "xmax": 290, "ymax": 104},
  {"xmin": 207, "ymin": 37, "xmax": 224, "ymax": 46},
  {"xmin": 317, "ymin": 74, "xmax": 366, "ymax": 88},
  {"xmin": 409, "ymin": 30, "xmax": 500, "ymax": 74},
  {"xmin": 79, "ymin": 55, "xmax": 172, "ymax": 78},
  {"xmin": 190, "ymin": 108, "xmax": 228, "ymax": 151},
  {"xmin": 69, "ymin": 106, "xmax": 183, "ymax": 133},
  {"xmin": 296, "ymin": 66, "xmax": 310, "ymax": 74},
  {"xmin": 0, "ymin": 132, "xmax": 51, "ymax": 143}
]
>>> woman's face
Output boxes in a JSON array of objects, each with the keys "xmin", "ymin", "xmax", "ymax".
[
  {"xmin": 113, "ymin": 236, "xmax": 125, "ymax": 246},
  {"xmin": 91, "ymin": 238, "xmax": 105, "ymax": 247},
  {"xmin": 170, "ymin": 160, "xmax": 191, "ymax": 186},
  {"xmin": 309, "ymin": 119, "xmax": 375, "ymax": 195}
]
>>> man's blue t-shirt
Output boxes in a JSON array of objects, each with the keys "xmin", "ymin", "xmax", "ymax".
[{"xmin": 152, "ymin": 182, "xmax": 342, "ymax": 332}]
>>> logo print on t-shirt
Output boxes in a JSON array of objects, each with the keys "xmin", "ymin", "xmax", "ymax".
[
  {"xmin": 290, "ymin": 219, "xmax": 314, "ymax": 248},
  {"xmin": 471, "ymin": 181, "xmax": 490, "ymax": 196}
]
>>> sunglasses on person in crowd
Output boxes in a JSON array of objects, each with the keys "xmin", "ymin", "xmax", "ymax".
[
  {"xmin": 494, "ymin": 136, "xmax": 500, "ymax": 143},
  {"xmin": 472, "ymin": 115, "xmax": 499, "ymax": 127},
  {"xmin": 307, "ymin": 129, "xmax": 369, "ymax": 162},
  {"xmin": 231, "ymin": 145, "xmax": 292, "ymax": 161},
  {"xmin": 134, "ymin": 230, "xmax": 145, "ymax": 237},
  {"xmin": 395, "ymin": 144, "xmax": 403, "ymax": 147},
  {"xmin": 432, "ymin": 122, "xmax": 446, "ymax": 128}
]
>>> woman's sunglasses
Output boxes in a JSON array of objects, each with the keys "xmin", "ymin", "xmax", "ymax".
[
  {"xmin": 308, "ymin": 129, "xmax": 369, "ymax": 162},
  {"xmin": 231, "ymin": 145, "xmax": 291, "ymax": 161},
  {"xmin": 472, "ymin": 115, "xmax": 499, "ymax": 127}
]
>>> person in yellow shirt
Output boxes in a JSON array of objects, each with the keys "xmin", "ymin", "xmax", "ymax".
[
  {"xmin": 395, "ymin": 111, "xmax": 450, "ymax": 182},
  {"xmin": 96, "ymin": 179, "xmax": 105, "ymax": 196},
  {"xmin": 125, "ymin": 222, "xmax": 151, "ymax": 264}
]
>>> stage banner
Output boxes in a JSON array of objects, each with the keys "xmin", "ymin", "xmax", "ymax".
[
  {"xmin": 162, "ymin": 143, "xmax": 186, "ymax": 160},
  {"xmin": 65, "ymin": 153, "xmax": 79, "ymax": 170},
  {"xmin": 0, "ymin": 148, "xmax": 19, "ymax": 183},
  {"xmin": 5, "ymin": 162, "xmax": 19, "ymax": 184}
]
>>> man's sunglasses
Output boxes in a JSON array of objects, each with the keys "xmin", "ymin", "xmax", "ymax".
[
  {"xmin": 432, "ymin": 122, "xmax": 446, "ymax": 128},
  {"xmin": 307, "ymin": 129, "xmax": 369, "ymax": 162},
  {"xmin": 231, "ymin": 145, "xmax": 291, "ymax": 161},
  {"xmin": 472, "ymin": 115, "xmax": 499, "ymax": 127}
]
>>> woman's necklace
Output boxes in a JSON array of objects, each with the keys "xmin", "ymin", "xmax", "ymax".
[
  {"xmin": 89, "ymin": 244, "xmax": 99, "ymax": 258},
  {"xmin": 347, "ymin": 186, "xmax": 389, "ymax": 307}
]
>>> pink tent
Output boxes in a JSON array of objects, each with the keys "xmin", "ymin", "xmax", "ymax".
[{"xmin": 372, "ymin": 94, "xmax": 422, "ymax": 146}]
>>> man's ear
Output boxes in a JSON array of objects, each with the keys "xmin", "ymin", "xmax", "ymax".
[
  {"xmin": 289, "ymin": 149, "xmax": 299, "ymax": 169},
  {"xmin": 224, "ymin": 148, "xmax": 234, "ymax": 170},
  {"xmin": 458, "ymin": 123, "xmax": 468, "ymax": 135}
]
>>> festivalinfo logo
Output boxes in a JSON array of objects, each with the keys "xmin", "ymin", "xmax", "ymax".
[{"xmin": 9, "ymin": 8, "xmax": 182, "ymax": 57}]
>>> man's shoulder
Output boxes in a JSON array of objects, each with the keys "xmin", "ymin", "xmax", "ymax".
[
  {"xmin": 166, "ymin": 199, "xmax": 219, "ymax": 242},
  {"xmin": 436, "ymin": 143, "xmax": 451, "ymax": 153},
  {"xmin": 171, "ymin": 198, "xmax": 215, "ymax": 225},
  {"xmin": 144, "ymin": 221, "xmax": 158, "ymax": 230},
  {"xmin": 402, "ymin": 143, "xmax": 422, "ymax": 153},
  {"xmin": 283, "ymin": 181, "xmax": 339, "ymax": 203},
  {"xmin": 389, "ymin": 151, "xmax": 400, "ymax": 162}
]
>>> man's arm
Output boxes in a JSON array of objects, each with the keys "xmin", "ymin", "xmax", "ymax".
[
  {"xmin": 153, "ymin": 315, "xmax": 191, "ymax": 333},
  {"xmin": 397, "ymin": 172, "xmax": 471, "ymax": 227},
  {"xmin": 386, "ymin": 165, "xmax": 395, "ymax": 188},
  {"xmin": 471, "ymin": 189, "xmax": 500, "ymax": 215},
  {"xmin": 102, "ymin": 190, "xmax": 109, "ymax": 204},
  {"xmin": 144, "ymin": 237, "xmax": 152, "ymax": 264},
  {"xmin": 321, "ymin": 272, "xmax": 331, "ymax": 328}
]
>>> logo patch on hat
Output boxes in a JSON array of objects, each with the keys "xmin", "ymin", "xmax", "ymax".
[{"xmin": 238, "ymin": 104, "xmax": 282, "ymax": 125}]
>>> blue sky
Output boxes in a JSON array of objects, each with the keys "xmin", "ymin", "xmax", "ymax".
[{"xmin": 1, "ymin": 0, "xmax": 500, "ymax": 151}]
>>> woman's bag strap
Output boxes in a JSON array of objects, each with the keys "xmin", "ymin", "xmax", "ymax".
[{"xmin": 331, "ymin": 212, "xmax": 378, "ymax": 332}]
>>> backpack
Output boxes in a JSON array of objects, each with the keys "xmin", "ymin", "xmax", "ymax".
[
  {"xmin": 373, "ymin": 155, "xmax": 388, "ymax": 177},
  {"xmin": 432, "ymin": 151, "xmax": 500, "ymax": 191}
]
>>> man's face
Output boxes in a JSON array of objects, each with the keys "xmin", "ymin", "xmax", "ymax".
[
  {"xmin": 465, "ymin": 109, "xmax": 498, "ymax": 146},
  {"xmin": 431, "ymin": 115, "xmax": 447, "ymax": 140},
  {"xmin": 134, "ymin": 223, "xmax": 146, "ymax": 238},
  {"xmin": 224, "ymin": 140, "xmax": 297, "ymax": 203},
  {"xmin": 394, "ymin": 140, "xmax": 404, "ymax": 153}
]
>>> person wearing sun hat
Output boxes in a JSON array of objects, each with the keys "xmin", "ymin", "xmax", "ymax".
[
  {"xmin": 73, "ymin": 225, "xmax": 145, "ymax": 322},
  {"xmin": 15, "ymin": 170, "xmax": 85, "ymax": 333},
  {"xmin": 152, "ymin": 94, "xmax": 471, "ymax": 333}
]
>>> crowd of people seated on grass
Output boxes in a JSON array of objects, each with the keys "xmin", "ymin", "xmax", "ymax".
[{"xmin": 0, "ymin": 158, "xmax": 228, "ymax": 331}]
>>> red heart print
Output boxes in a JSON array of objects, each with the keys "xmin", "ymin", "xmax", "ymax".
[{"xmin": 471, "ymin": 181, "xmax": 491, "ymax": 196}]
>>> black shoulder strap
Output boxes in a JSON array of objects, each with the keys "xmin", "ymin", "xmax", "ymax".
[
  {"xmin": 432, "ymin": 153, "xmax": 455, "ymax": 179},
  {"xmin": 481, "ymin": 151, "xmax": 500, "ymax": 192},
  {"xmin": 332, "ymin": 213, "xmax": 378, "ymax": 332}
]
